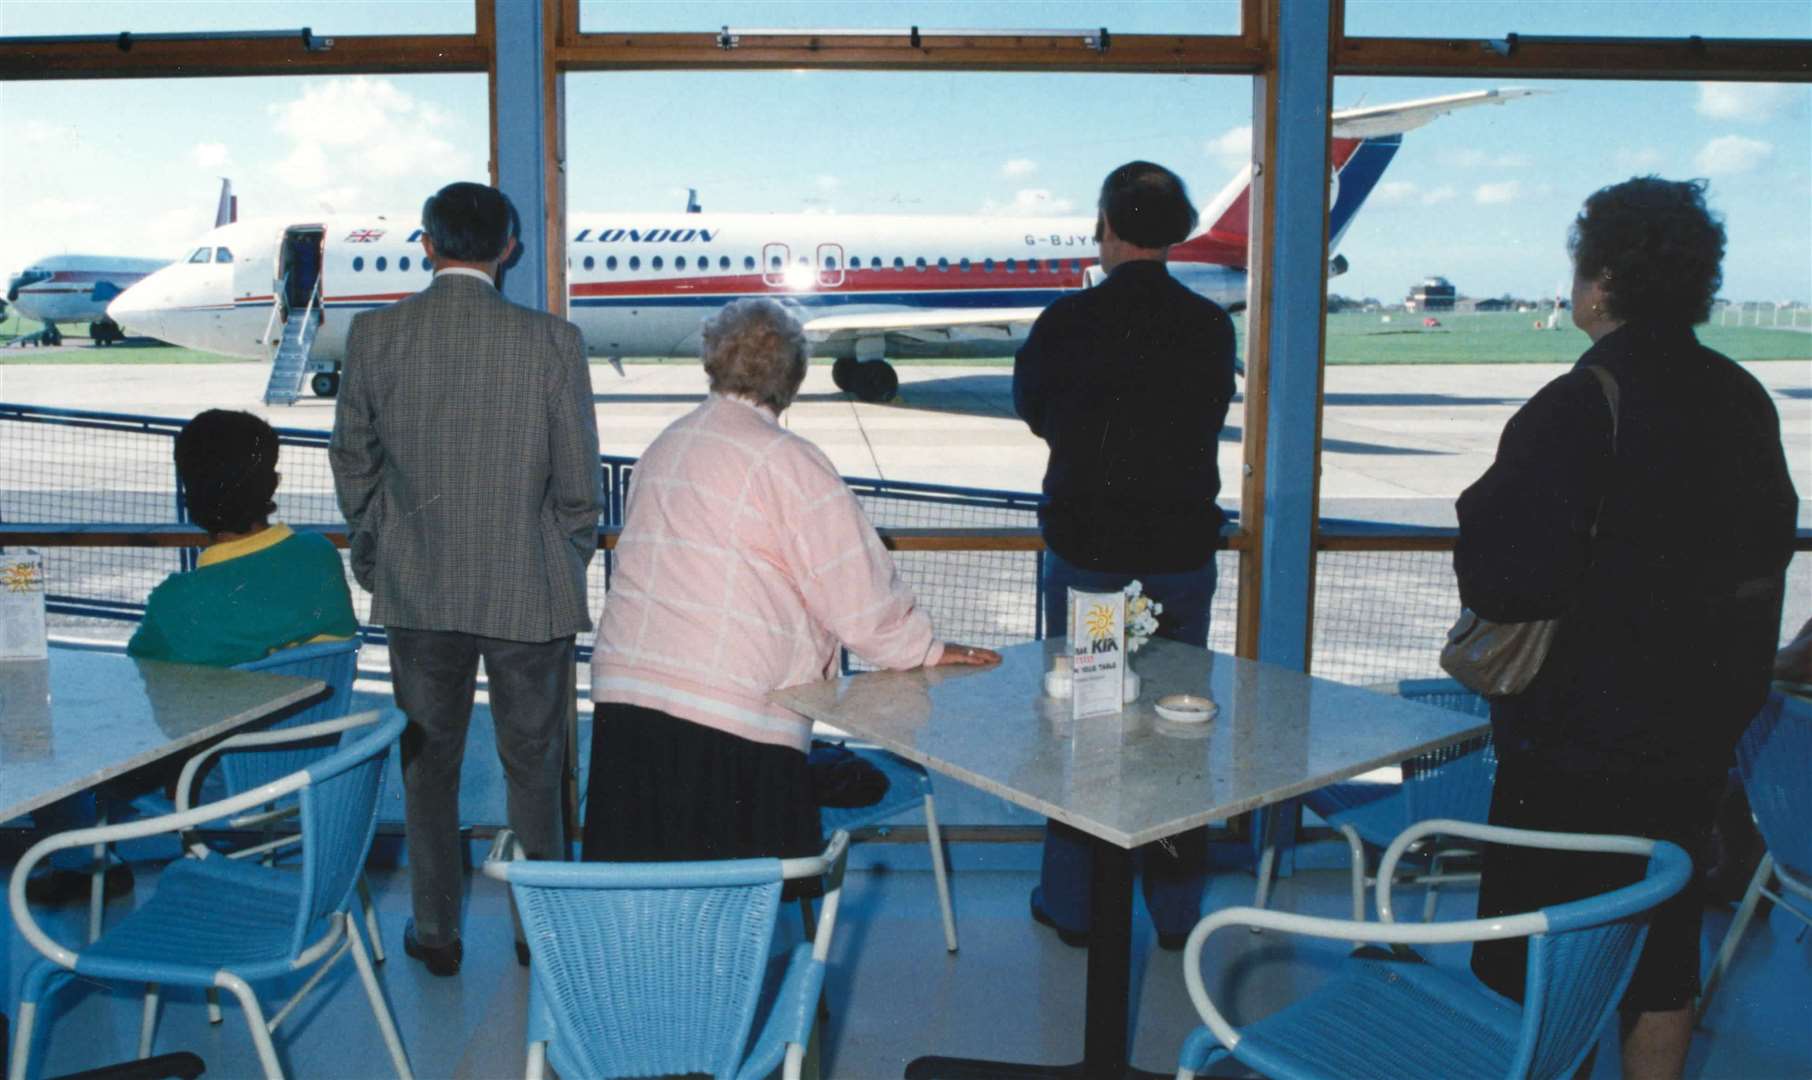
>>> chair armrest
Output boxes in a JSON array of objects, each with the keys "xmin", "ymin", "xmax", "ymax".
[
  {"xmin": 783, "ymin": 830, "xmax": 850, "ymax": 962},
  {"xmin": 480, "ymin": 828, "xmax": 527, "ymax": 881},
  {"xmin": 1179, "ymin": 903, "xmax": 1554, "ymax": 1052},
  {"xmin": 735, "ymin": 942, "xmax": 825, "ymax": 1080},
  {"xmin": 8, "ymin": 767, "xmax": 315, "ymax": 970},
  {"xmin": 1375, "ymin": 819, "xmax": 1657, "ymax": 923}
]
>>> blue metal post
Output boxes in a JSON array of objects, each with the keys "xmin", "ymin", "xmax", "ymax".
[
  {"xmin": 1255, "ymin": 0, "xmax": 1331, "ymax": 672},
  {"xmin": 493, "ymin": 0, "xmax": 553, "ymax": 314},
  {"xmin": 1248, "ymin": 0, "xmax": 1333, "ymax": 879}
]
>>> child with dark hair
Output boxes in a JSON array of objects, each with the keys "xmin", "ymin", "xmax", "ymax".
[{"xmin": 128, "ymin": 409, "xmax": 357, "ymax": 666}]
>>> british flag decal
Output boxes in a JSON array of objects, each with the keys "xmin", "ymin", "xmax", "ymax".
[{"xmin": 345, "ymin": 229, "xmax": 386, "ymax": 243}]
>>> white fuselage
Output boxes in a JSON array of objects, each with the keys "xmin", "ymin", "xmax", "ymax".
[
  {"xmin": 107, "ymin": 212, "xmax": 1247, "ymax": 362},
  {"xmin": 9, "ymin": 254, "xmax": 168, "ymax": 327}
]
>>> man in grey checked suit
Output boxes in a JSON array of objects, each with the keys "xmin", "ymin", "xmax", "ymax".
[{"xmin": 330, "ymin": 181, "xmax": 601, "ymax": 975}]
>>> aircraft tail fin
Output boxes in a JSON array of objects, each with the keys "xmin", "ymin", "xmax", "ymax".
[
  {"xmin": 214, "ymin": 178, "xmax": 237, "ymax": 228},
  {"xmin": 1168, "ymin": 87, "xmax": 1534, "ymax": 268}
]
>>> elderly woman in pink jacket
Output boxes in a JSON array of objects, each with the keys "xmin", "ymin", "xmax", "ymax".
[{"xmin": 584, "ymin": 298, "xmax": 999, "ymax": 865}]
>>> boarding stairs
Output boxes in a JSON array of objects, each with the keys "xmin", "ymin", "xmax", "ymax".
[{"xmin": 262, "ymin": 276, "xmax": 322, "ymax": 406}]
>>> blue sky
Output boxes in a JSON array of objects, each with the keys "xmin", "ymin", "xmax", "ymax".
[{"xmin": 2, "ymin": 1, "xmax": 1807, "ymax": 303}]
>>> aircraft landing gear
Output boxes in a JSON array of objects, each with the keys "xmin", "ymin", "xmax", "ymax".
[
  {"xmin": 42, "ymin": 324, "xmax": 63, "ymax": 346},
  {"xmin": 311, "ymin": 371, "xmax": 340, "ymax": 398},
  {"xmin": 89, "ymin": 319, "xmax": 123, "ymax": 346},
  {"xmin": 831, "ymin": 357, "xmax": 899, "ymax": 404}
]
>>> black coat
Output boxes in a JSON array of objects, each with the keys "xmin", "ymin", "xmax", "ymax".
[
  {"xmin": 1012, "ymin": 260, "xmax": 1236, "ymax": 572},
  {"xmin": 1455, "ymin": 320, "xmax": 1798, "ymax": 783}
]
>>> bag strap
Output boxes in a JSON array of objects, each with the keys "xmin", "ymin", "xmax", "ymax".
[{"xmin": 1582, "ymin": 364, "xmax": 1620, "ymax": 538}]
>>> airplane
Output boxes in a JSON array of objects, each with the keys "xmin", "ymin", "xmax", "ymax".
[
  {"xmin": 6, "ymin": 180, "xmax": 236, "ymax": 347},
  {"xmin": 107, "ymin": 89, "xmax": 1533, "ymax": 403}
]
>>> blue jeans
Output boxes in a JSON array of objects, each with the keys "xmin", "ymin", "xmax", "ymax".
[{"xmin": 1037, "ymin": 548, "xmax": 1217, "ymax": 937}]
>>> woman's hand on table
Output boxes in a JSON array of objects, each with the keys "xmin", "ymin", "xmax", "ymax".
[{"xmin": 934, "ymin": 643, "xmax": 1002, "ymax": 667}]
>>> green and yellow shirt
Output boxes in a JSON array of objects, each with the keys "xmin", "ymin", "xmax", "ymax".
[{"xmin": 127, "ymin": 524, "xmax": 358, "ymax": 667}]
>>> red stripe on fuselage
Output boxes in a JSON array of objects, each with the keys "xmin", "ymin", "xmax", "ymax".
[{"xmin": 569, "ymin": 265, "xmax": 1091, "ymax": 298}]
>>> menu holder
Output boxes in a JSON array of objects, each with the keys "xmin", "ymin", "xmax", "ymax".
[
  {"xmin": 1069, "ymin": 587, "xmax": 1126, "ymax": 720},
  {"xmin": 1, "ymin": 550, "xmax": 48, "ymax": 660}
]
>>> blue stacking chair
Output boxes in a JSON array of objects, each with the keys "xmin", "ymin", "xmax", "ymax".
[
  {"xmin": 1255, "ymin": 678, "xmax": 1495, "ymax": 922},
  {"xmin": 1178, "ymin": 821, "xmax": 1692, "ymax": 1080},
  {"xmin": 816, "ymin": 748, "xmax": 958, "ymax": 951},
  {"xmin": 1698, "ymin": 689, "xmax": 1812, "ymax": 1017},
  {"xmin": 483, "ymin": 829, "xmax": 851, "ymax": 1080},
  {"xmin": 7, "ymin": 710, "xmax": 413, "ymax": 1080}
]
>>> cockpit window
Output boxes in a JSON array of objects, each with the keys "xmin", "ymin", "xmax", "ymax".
[
  {"xmin": 187, "ymin": 247, "xmax": 212, "ymax": 264},
  {"xmin": 214, "ymin": 247, "xmax": 234, "ymax": 264}
]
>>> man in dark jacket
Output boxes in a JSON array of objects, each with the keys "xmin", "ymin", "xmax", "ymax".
[{"xmin": 1013, "ymin": 160, "xmax": 1237, "ymax": 949}]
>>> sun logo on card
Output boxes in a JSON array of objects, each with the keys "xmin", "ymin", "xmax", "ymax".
[
  {"xmin": 1084, "ymin": 603, "xmax": 1117, "ymax": 643},
  {"xmin": 3, "ymin": 561, "xmax": 43, "ymax": 593}
]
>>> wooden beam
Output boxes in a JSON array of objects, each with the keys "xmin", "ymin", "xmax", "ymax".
[
  {"xmin": 0, "ymin": 34, "xmax": 487, "ymax": 80},
  {"xmin": 555, "ymin": 32, "xmax": 1262, "ymax": 74},
  {"xmin": 1336, "ymin": 35, "xmax": 1812, "ymax": 81}
]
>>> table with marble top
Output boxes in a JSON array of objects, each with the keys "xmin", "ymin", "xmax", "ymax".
[{"xmin": 772, "ymin": 636, "xmax": 1490, "ymax": 1080}]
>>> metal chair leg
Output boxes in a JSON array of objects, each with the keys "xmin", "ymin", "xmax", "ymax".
[
  {"xmin": 1338, "ymin": 824, "xmax": 1366, "ymax": 922},
  {"xmin": 138, "ymin": 983, "xmax": 161, "ymax": 1058},
  {"xmin": 923, "ymin": 793, "xmax": 958, "ymax": 952},
  {"xmin": 217, "ymin": 973, "xmax": 283, "ymax": 1080},
  {"xmin": 1699, "ymin": 853, "xmax": 1772, "ymax": 1021},
  {"xmin": 346, "ymin": 914, "xmax": 414, "ymax": 1079}
]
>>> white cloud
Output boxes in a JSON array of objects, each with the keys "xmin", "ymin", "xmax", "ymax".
[
  {"xmin": 1615, "ymin": 146, "xmax": 1664, "ymax": 170},
  {"xmin": 1001, "ymin": 158, "xmax": 1038, "ymax": 178},
  {"xmin": 263, "ymin": 76, "xmax": 471, "ymax": 209},
  {"xmin": 1695, "ymin": 134, "xmax": 1773, "ymax": 175},
  {"xmin": 1421, "ymin": 186, "xmax": 1456, "ymax": 206},
  {"xmin": 27, "ymin": 197, "xmax": 101, "ymax": 220},
  {"xmin": 814, "ymin": 174, "xmax": 842, "ymax": 193},
  {"xmin": 1204, "ymin": 125, "xmax": 1250, "ymax": 167},
  {"xmin": 980, "ymin": 188, "xmax": 1075, "ymax": 216},
  {"xmin": 1474, "ymin": 181, "xmax": 1522, "ymax": 205},
  {"xmin": 1696, "ymin": 83, "xmax": 1794, "ymax": 123},
  {"xmin": 1374, "ymin": 181, "xmax": 1418, "ymax": 205},
  {"xmin": 191, "ymin": 142, "xmax": 231, "ymax": 169}
]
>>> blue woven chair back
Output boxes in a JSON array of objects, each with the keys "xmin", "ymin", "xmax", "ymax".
[
  {"xmin": 502, "ymin": 858, "xmax": 787, "ymax": 1080},
  {"xmin": 1738, "ymin": 691, "xmax": 1811, "ymax": 884},
  {"xmin": 290, "ymin": 710, "xmax": 404, "ymax": 955},
  {"xmin": 223, "ymin": 640, "xmax": 361, "ymax": 796},
  {"xmin": 1509, "ymin": 840, "xmax": 1691, "ymax": 1079},
  {"xmin": 1395, "ymin": 679, "xmax": 1496, "ymax": 825}
]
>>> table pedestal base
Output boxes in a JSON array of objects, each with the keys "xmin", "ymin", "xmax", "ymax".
[{"xmin": 903, "ymin": 838, "xmax": 1195, "ymax": 1080}]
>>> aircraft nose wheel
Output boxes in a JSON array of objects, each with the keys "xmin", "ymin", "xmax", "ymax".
[{"xmin": 311, "ymin": 372, "xmax": 340, "ymax": 397}]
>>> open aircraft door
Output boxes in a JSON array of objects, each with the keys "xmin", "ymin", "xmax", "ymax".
[
  {"xmin": 762, "ymin": 242, "xmax": 790, "ymax": 287},
  {"xmin": 816, "ymin": 243, "xmax": 846, "ymax": 288}
]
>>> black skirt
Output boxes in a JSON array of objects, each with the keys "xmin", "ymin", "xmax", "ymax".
[
  {"xmin": 1470, "ymin": 749, "xmax": 1719, "ymax": 1013},
  {"xmin": 582, "ymin": 702, "xmax": 823, "ymax": 871}
]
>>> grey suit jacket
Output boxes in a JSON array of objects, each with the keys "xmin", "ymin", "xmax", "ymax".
[{"xmin": 330, "ymin": 273, "xmax": 602, "ymax": 642}]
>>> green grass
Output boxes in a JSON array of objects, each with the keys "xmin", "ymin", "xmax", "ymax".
[
  {"xmin": 0, "ymin": 312, "xmax": 240, "ymax": 364},
  {"xmin": 1318, "ymin": 310, "xmax": 1809, "ymax": 365}
]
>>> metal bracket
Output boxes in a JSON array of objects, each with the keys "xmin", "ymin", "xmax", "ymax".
[
  {"xmin": 1084, "ymin": 26, "xmax": 1112, "ymax": 53},
  {"xmin": 300, "ymin": 28, "xmax": 334, "ymax": 53},
  {"xmin": 910, "ymin": 25, "xmax": 921, "ymax": 49},
  {"xmin": 717, "ymin": 25, "xmax": 738, "ymax": 50},
  {"xmin": 1483, "ymin": 32, "xmax": 1519, "ymax": 58},
  {"xmin": 115, "ymin": 31, "xmax": 132, "ymax": 52}
]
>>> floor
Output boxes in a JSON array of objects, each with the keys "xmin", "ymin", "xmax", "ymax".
[{"xmin": 7, "ymin": 842, "xmax": 1808, "ymax": 1079}]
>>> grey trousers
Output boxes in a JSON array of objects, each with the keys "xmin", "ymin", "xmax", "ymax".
[{"xmin": 388, "ymin": 627, "xmax": 572, "ymax": 947}]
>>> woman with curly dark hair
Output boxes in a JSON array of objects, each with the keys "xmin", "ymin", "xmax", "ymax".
[{"xmin": 1457, "ymin": 178, "xmax": 1797, "ymax": 1078}]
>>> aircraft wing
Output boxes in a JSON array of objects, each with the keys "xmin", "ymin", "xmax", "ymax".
[
  {"xmin": 1331, "ymin": 87, "xmax": 1538, "ymax": 138},
  {"xmin": 801, "ymin": 307, "xmax": 1048, "ymax": 346}
]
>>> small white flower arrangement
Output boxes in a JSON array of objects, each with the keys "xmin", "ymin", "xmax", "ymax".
[{"xmin": 1124, "ymin": 580, "xmax": 1162, "ymax": 653}]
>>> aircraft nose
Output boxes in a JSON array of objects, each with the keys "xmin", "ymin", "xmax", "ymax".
[{"xmin": 105, "ymin": 278, "xmax": 165, "ymax": 340}]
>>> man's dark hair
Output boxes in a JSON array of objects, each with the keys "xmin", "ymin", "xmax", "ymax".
[
  {"xmin": 176, "ymin": 409, "xmax": 280, "ymax": 536},
  {"xmin": 421, "ymin": 181, "xmax": 516, "ymax": 264},
  {"xmin": 1098, "ymin": 161, "xmax": 1199, "ymax": 249},
  {"xmin": 1569, "ymin": 176, "xmax": 1725, "ymax": 326}
]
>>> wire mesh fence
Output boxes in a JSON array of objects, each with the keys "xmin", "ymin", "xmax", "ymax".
[{"xmin": 7, "ymin": 403, "xmax": 1802, "ymax": 686}]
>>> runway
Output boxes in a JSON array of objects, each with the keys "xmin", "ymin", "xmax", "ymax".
[{"xmin": 4, "ymin": 358, "xmax": 1806, "ymax": 528}]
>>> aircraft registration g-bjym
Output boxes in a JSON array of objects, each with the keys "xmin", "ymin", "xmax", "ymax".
[{"xmin": 108, "ymin": 89, "xmax": 1530, "ymax": 402}]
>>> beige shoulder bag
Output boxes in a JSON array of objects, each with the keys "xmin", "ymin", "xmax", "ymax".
[{"xmin": 1441, "ymin": 366, "xmax": 1619, "ymax": 698}]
